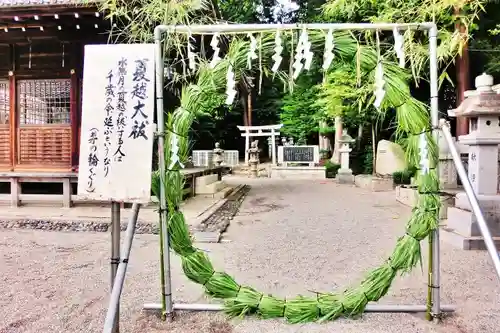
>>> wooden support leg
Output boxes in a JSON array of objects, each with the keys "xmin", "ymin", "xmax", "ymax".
[
  {"xmin": 62, "ymin": 178, "xmax": 72, "ymax": 208},
  {"xmin": 10, "ymin": 177, "xmax": 20, "ymax": 207}
]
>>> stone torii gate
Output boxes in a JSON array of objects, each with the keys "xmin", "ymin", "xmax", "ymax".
[{"xmin": 237, "ymin": 124, "xmax": 283, "ymax": 165}]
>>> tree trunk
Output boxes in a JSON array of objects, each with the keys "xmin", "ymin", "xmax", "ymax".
[
  {"xmin": 247, "ymin": 89, "xmax": 253, "ymax": 126},
  {"xmin": 331, "ymin": 116, "xmax": 343, "ymax": 163},
  {"xmin": 357, "ymin": 124, "xmax": 363, "ymax": 149},
  {"xmin": 240, "ymin": 92, "xmax": 249, "ymax": 127},
  {"xmin": 455, "ymin": 7, "xmax": 470, "ymax": 136}
]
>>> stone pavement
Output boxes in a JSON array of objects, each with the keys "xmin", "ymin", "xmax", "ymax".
[{"xmin": 0, "ymin": 195, "xmax": 220, "ymax": 226}]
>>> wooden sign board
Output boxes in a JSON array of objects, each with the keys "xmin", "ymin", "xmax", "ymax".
[{"xmin": 77, "ymin": 44, "xmax": 156, "ymax": 203}]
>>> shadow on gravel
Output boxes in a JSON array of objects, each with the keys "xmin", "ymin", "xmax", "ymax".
[{"xmin": 133, "ymin": 312, "xmax": 234, "ymax": 333}]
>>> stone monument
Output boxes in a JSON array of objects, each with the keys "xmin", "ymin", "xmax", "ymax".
[
  {"xmin": 247, "ymin": 140, "xmax": 260, "ymax": 178},
  {"xmin": 444, "ymin": 73, "xmax": 500, "ymax": 250},
  {"xmin": 212, "ymin": 142, "xmax": 224, "ymax": 166},
  {"xmin": 375, "ymin": 140, "xmax": 407, "ymax": 176},
  {"xmin": 336, "ymin": 130, "xmax": 355, "ymax": 184}
]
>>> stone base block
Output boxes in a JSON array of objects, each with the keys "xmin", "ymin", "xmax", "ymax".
[
  {"xmin": 447, "ymin": 193, "xmax": 500, "ymax": 237},
  {"xmin": 441, "ymin": 227, "xmax": 500, "ymax": 250},
  {"xmin": 447, "ymin": 206, "xmax": 500, "ymax": 237},
  {"xmin": 354, "ymin": 175, "xmax": 393, "ymax": 192},
  {"xmin": 395, "ymin": 186, "xmax": 453, "ymax": 220},
  {"xmin": 455, "ymin": 192, "xmax": 500, "ymax": 211},
  {"xmin": 196, "ymin": 180, "xmax": 226, "ymax": 195},
  {"xmin": 336, "ymin": 169, "xmax": 354, "ymax": 184},
  {"xmin": 269, "ymin": 166, "xmax": 325, "ymax": 179}
]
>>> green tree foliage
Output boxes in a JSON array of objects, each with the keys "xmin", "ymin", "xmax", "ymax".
[
  {"xmin": 322, "ymin": 0, "xmax": 489, "ymax": 82},
  {"xmin": 280, "ymin": 72, "xmax": 322, "ymax": 143}
]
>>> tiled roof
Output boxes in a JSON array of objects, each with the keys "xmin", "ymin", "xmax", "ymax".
[{"xmin": 0, "ymin": 0, "xmax": 96, "ymax": 7}]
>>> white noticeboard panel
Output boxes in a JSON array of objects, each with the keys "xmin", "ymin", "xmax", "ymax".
[{"xmin": 77, "ymin": 44, "xmax": 156, "ymax": 203}]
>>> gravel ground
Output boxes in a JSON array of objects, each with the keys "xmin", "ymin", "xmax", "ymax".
[{"xmin": 1, "ymin": 176, "xmax": 499, "ymax": 333}]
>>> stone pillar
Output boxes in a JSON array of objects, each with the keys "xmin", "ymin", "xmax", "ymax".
[
  {"xmin": 331, "ymin": 116, "xmax": 343, "ymax": 164},
  {"xmin": 438, "ymin": 130, "xmax": 458, "ymax": 189},
  {"xmin": 271, "ymin": 129, "xmax": 277, "ymax": 165},
  {"xmin": 336, "ymin": 130, "xmax": 355, "ymax": 184},
  {"xmin": 244, "ymin": 130, "xmax": 250, "ymax": 165},
  {"xmin": 444, "ymin": 73, "xmax": 500, "ymax": 250}
]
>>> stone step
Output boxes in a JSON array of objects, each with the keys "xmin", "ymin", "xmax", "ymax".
[
  {"xmin": 192, "ymin": 231, "xmax": 221, "ymax": 243},
  {"xmin": 199, "ymin": 186, "xmax": 234, "ymax": 199},
  {"xmin": 441, "ymin": 226, "xmax": 500, "ymax": 250}
]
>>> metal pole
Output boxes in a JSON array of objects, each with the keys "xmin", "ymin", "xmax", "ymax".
[
  {"xmin": 143, "ymin": 303, "xmax": 455, "ymax": 313},
  {"xmin": 154, "ymin": 25, "xmax": 174, "ymax": 318},
  {"xmin": 440, "ymin": 120, "xmax": 500, "ymax": 280},
  {"xmin": 103, "ymin": 203, "xmax": 141, "ymax": 333},
  {"xmin": 110, "ymin": 201, "xmax": 121, "ymax": 333},
  {"xmin": 428, "ymin": 23, "xmax": 441, "ymax": 319},
  {"xmin": 159, "ymin": 22, "xmax": 436, "ymax": 34}
]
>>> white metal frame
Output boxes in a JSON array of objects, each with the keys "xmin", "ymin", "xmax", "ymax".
[
  {"xmin": 102, "ymin": 21, "xmax": 454, "ymax": 333},
  {"xmin": 146, "ymin": 21, "xmax": 445, "ymax": 319}
]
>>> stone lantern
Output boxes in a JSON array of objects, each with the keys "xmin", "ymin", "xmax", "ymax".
[
  {"xmin": 212, "ymin": 142, "xmax": 224, "ymax": 166},
  {"xmin": 247, "ymin": 140, "xmax": 260, "ymax": 178},
  {"xmin": 336, "ymin": 129, "xmax": 355, "ymax": 184},
  {"xmin": 444, "ymin": 73, "xmax": 500, "ymax": 250}
]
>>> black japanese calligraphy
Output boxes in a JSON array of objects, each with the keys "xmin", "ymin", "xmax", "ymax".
[
  {"xmin": 114, "ymin": 57, "xmax": 127, "ymax": 162},
  {"xmin": 129, "ymin": 58, "xmax": 150, "ymax": 140},
  {"xmin": 86, "ymin": 127, "xmax": 99, "ymax": 193},
  {"xmin": 103, "ymin": 69, "xmax": 115, "ymax": 177}
]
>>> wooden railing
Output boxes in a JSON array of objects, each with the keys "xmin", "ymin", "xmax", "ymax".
[
  {"xmin": 0, "ymin": 126, "xmax": 10, "ymax": 167},
  {"xmin": 17, "ymin": 125, "xmax": 71, "ymax": 169}
]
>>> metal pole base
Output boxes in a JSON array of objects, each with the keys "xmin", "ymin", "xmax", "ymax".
[{"xmin": 143, "ymin": 302, "xmax": 455, "ymax": 313}]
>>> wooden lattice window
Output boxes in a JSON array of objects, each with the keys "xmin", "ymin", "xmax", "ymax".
[
  {"xmin": 0, "ymin": 80, "xmax": 10, "ymax": 166},
  {"xmin": 18, "ymin": 79, "xmax": 71, "ymax": 125},
  {"xmin": 16, "ymin": 79, "xmax": 71, "ymax": 169},
  {"xmin": 0, "ymin": 80, "xmax": 8, "ymax": 125}
]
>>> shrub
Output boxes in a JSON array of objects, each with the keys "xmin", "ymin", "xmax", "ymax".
[
  {"xmin": 392, "ymin": 166, "xmax": 417, "ymax": 185},
  {"xmin": 325, "ymin": 160, "xmax": 341, "ymax": 178}
]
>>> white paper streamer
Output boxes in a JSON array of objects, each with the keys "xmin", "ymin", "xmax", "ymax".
[
  {"xmin": 247, "ymin": 33, "xmax": 258, "ymax": 69},
  {"xmin": 225, "ymin": 64, "xmax": 237, "ymax": 105},
  {"xmin": 393, "ymin": 28, "xmax": 405, "ymax": 68},
  {"xmin": 271, "ymin": 30, "xmax": 283, "ymax": 72},
  {"xmin": 292, "ymin": 28, "xmax": 312, "ymax": 79},
  {"xmin": 373, "ymin": 61, "xmax": 386, "ymax": 110},
  {"xmin": 303, "ymin": 40, "xmax": 314, "ymax": 70},
  {"xmin": 187, "ymin": 34, "xmax": 196, "ymax": 72},
  {"xmin": 169, "ymin": 125, "xmax": 185, "ymax": 170},
  {"xmin": 209, "ymin": 33, "xmax": 221, "ymax": 68},
  {"xmin": 322, "ymin": 29, "xmax": 335, "ymax": 71},
  {"xmin": 419, "ymin": 131, "xmax": 430, "ymax": 175}
]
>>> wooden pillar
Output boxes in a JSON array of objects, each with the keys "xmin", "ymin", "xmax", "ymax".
[
  {"xmin": 70, "ymin": 68, "xmax": 78, "ymax": 170},
  {"xmin": 10, "ymin": 177, "xmax": 20, "ymax": 207},
  {"xmin": 8, "ymin": 71, "xmax": 16, "ymax": 169},
  {"xmin": 455, "ymin": 8, "xmax": 470, "ymax": 137}
]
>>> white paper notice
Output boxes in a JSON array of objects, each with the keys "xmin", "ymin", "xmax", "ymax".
[{"xmin": 77, "ymin": 44, "xmax": 156, "ymax": 203}]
